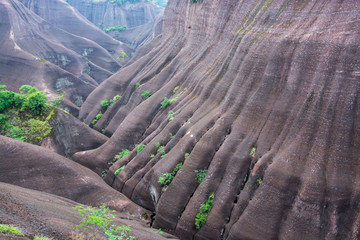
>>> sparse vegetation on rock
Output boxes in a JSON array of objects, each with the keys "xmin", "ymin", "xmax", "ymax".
[{"xmin": 195, "ymin": 193, "xmax": 214, "ymax": 229}]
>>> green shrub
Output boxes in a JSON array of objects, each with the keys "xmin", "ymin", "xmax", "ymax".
[
  {"xmin": 194, "ymin": 170, "xmax": 207, "ymax": 184},
  {"xmin": 49, "ymin": 93, "xmax": 65, "ymax": 107},
  {"xmin": 109, "ymin": 95, "xmax": 121, "ymax": 105},
  {"xmin": 137, "ymin": 144, "xmax": 146, "ymax": 154},
  {"xmin": 34, "ymin": 236, "xmax": 51, "ymax": 240},
  {"xmin": 101, "ymin": 99, "xmax": 110, "ymax": 109},
  {"xmin": 22, "ymin": 91, "xmax": 48, "ymax": 115},
  {"xmin": 73, "ymin": 204, "xmax": 134, "ymax": 240},
  {"xmin": 257, "ymin": 178, "xmax": 262, "ymax": 184},
  {"xmin": 104, "ymin": 25, "xmax": 127, "ymax": 33},
  {"xmin": 0, "ymin": 85, "xmax": 6, "ymax": 90},
  {"xmin": 0, "ymin": 224, "xmax": 24, "ymax": 236},
  {"xmin": 158, "ymin": 163, "xmax": 183, "ymax": 186},
  {"xmin": 185, "ymin": 153, "xmax": 190, "ymax": 158},
  {"xmin": 92, "ymin": 112, "xmax": 103, "ymax": 125},
  {"xmin": 114, "ymin": 165, "xmax": 126, "ymax": 176},
  {"xmin": 173, "ymin": 86, "xmax": 179, "ymax": 94},
  {"xmin": 136, "ymin": 83, "xmax": 141, "ymax": 88},
  {"xmin": 195, "ymin": 193, "xmax": 214, "ymax": 229},
  {"xmin": 250, "ymin": 147, "xmax": 256, "ymax": 157},
  {"xmin": 168, "ymin": 111, "xmax": 174, "ymax": 121},
  {"xmin": 7, "ymin": 126, "xmax": 25, "ymax": 141},
  {"xmin": 115, "ymin": 149, "xmax": 130, "ymax": 160},
  {"xmin": 160, "ymin": 97, "xmax": 175, "ymax": 109},
  {"xmin": 141, "ymin": 91, "xmax": 151, "ymax": 99},
  {"xmin": 158, "ymin": 172, "xmax": 173, "ymax": 185},
  {"xmin": 116, "ymin": 51, "xmax": 129, "ymax": 61}
]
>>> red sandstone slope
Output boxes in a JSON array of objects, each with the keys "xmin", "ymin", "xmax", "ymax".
[
  {"xmin": 0, "ymin": 135, "xmax": 150, "ymax": 221},
  {"xmin": 0, "ymin": 182, "xmax": 177, "ymax": 239},
  {"xmin": 74, "ymin": 0, "xmax": 360, "ymax": 239},
  {"xmin": 68, "ymin": 0, "xmax": 164, "ymax": 48},
  {"xmin": 0, "ymin": 0, "xmax": 128, "ymax": 115}
]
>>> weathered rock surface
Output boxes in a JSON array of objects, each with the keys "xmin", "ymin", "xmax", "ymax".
[
  {"xmin": 0, "ymin": 182, "xmax": 178, "ymax": 240},
  {"xmin": 42, "ymin": 109, "xmax": 109, "ymax": 157},
  {"xmin": 74, "ymin": 0, "xmax": 360, "ymax": 239},
  {"xmin": 0, "ymin": 0, "xmax": 128, "ymax": 115},
  {"xmin": 0, "ymin": 135, "xmax": 150, "ymax": 221},
  {"xmin": 69, "ymin": 0, "xmax": 163, "ymax": 48}
]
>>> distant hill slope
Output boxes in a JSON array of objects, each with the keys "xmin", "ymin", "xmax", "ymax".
[
  {"xmin": 68, "ymin": 0, "xmax": 164, "ymax": 48},
  {"xmin": 74, "ymin": 0, "xmax": 360, "ymax": 239},
  {"xmin": 0, "ymin": 0, "xmax": 131, "ymax": 116}
]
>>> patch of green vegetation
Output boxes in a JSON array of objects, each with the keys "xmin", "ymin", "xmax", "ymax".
[
  {"xmin": 116, "ymin": 51, "xmax": 129, "ymax": 61},
  {"xmin": 37, "ymin": 58, "xmax": 47, "ymax": 62},
  {"xmin": 158, "ymin": 163, "xmax": 183, "ymax": 186},
  {"xmin": 0, "ymin": 224, "xmax": 24, "ymax": 236},
  {"xmin": 250, "ymin": 147, "xmax": 256, "ymax": 157},
  {"xmin": 168, "ymin": 110, "xmax": 174, "ymax": 121},
  {"xmin": 185, "ymin": 153, "xmax": 190, "ymax": 158},
  {"xmin": 257, "ymin": 178, "xmax": 262, "ymax": 184},
  {"xmin": 73, "ymin": 204, "xmax": 134, "ymax": 240},
  {"xmin": 194, "ymin": 169, "xmax": 207, "ymax": 184},
  {"xmin": 0, "ymin": 85, "xmax": 55, "ymax": 144},
  {"xmin": 160, "ymin": 89, "xmax": 186, "ymax": 109},
  {"xmin": 101, "ymin": 99, "xmax": 110, "ymax": 109},
  {"xmin": 195, "ymin": 193, "xmax": 214, "ymax": 229},
  {"xmin": 101, "ymin": 171, "xmax": 107, "ymax": 178},
  {"xmin": 114, "ymin": 165, "xmax": 125, "ymax": 176},
  {"xmin": 91, "ymin": 112, "xmax": 103, "ymax": 125},
  {"xmin": 155, "ymin": 142, "xmax": 166, "ymax": 158},
  {"xmin": 109, "ymin": 0, "xmax": 140, "ymax": 5},
  {"xmin": 136, "ymin": 83, "xmax": 141, "ymax": 88},
  {"xmin": 136, "ymin": 144, "xmax": 146, "ymax": 154},
  {"xmin": 115, "ymin": 149, "xmax": 131, "ymax": 160},
  {"xmin": 172, "ymin": 86, "xmax": 179, "ymax": 94},
  {"xmin": 141, "ymin": 90, "xmax": 151, "ymax": 99},
  {"xmin": 34, "ymin": 236, "xmax": 51, "ymax": 240},
  {"xmin": 100, "ymin": 95, "xmax": 121, "ymax": 111},
  {"xmin": 49, "ymin": 92, "xmax": 65, "ymax": 107},
  {"xmin": 104, "ymin": 25, "xmax": 127, "ymax": 33}
]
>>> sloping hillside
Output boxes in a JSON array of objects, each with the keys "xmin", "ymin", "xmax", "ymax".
[{"xmin": 73, "ymin": 0, "xmax": 360, "ymax": 239}]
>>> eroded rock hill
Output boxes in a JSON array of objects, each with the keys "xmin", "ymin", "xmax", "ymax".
[
  {"xmin": 68, "ymin": 0, "xmax": 164, "ymax": 48},
  {"xmin": 0, "ymin": 182, "xmax": 177, "ymax": 239},
  {"xmin": 74, "ymin": 0, "xmax": 360, "ymax": 239},
  {"xmin": 0, "ymin": 0, "xmax": 130, "ymax": 116}
]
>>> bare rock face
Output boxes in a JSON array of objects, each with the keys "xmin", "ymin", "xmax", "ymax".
[
  {"xmin": 0, "ymin": 135, "xmax": 150, "ymax": 221},
  {"xmin": 74, "ymin": 0, "xmax": 360, "ymax": 239},
  {"xmin": 42, "ymin": 109, "xmax": 109, "ymax": 157},
  {"xmin": 68, "ymin": 0, "xmax": 164, "ymax": 48},
  {"xmin": 0, "ymin": 0, "xmax": 128, "ymax": 115},
  {"xmin": 0, "ymin": 182, "xmax": 178, "ymax": 240}
]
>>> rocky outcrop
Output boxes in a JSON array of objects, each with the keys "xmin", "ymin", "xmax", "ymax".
[
  {"xmin": 0, "ymin": 0, "xmax": 129, "ymax": 116},
  {"xmin": 0, "ymin": 182, "xmax": 177, "ymax": 239},
  {"xmin": 74, "ymin": 0, "xmax": 360, "ymax": 239},
  {"xmin": 0, "ymin": 135, "xmax": 150, "ymax": 221},
  {"xmin": 68, "ymin": 0, "xmax": 163, "ymax": 48},
  {"xmin": 42, "ymin": 109, "xmax": 109, "ymax": 157}
]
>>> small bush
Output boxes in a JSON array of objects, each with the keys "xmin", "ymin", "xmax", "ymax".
[
  {"xmin": 34, "ymin": 236, "xmax": 51, "ymax": 240},
  {"xmin": 101, "ymin": 99, "xmax": 110, "ymax": 109},
  {"xmin": 168, "ymin": 111, "xmax": 174, "ymax": 121},
  {"xmin": 115, "ymin": 149, "xmax": 130, "ymax": 160},
  {"xmin": 194, "ymin": 170, "xmax": 207, "ymax": 184},
  {"xmin": 91, "ymin": 113, "xmax": 103, "ymax": 125},
  {"xmin": 250, "ymin": 147, "xmax": 256, "ymax": 157},
  {"xmin": 141, "ymin": 91, "xmax": 151, "ymax": 99},
  {"xmin": 195, "ymin": 193, "xmax": 214, "ymax": 229},
  {"xmin": 73, "ymin": 205, "xmax": 134, "ymax": 240},
  {"xmin": 137, "ymin": 144, "xmax": 146, "ymax": 154},
  {"xmin": 114, "ymin": 165, "xmax": 125, "ymax": 176},
  {"xmin": 116, "ymin": 51, "xmax": 129, "ymax": 61},
  {"xmin": 109, "ymin": 95, "xmax": 121, "ymax": 105},
  {"xmin": 136, "ymin": 83, "xmax": 141, "ymax": 88},
  {"xmin": 0, "ymin": 224, "xmax": 24, "ymax": 236},
  {"xmin": 158, "ymin": 163, "xmax": 183, "ymax": 186}
]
